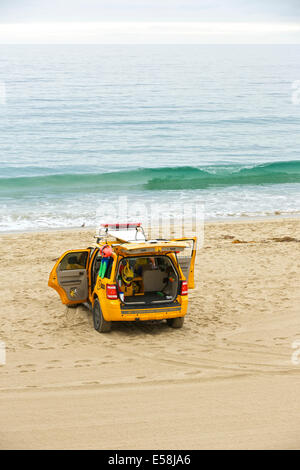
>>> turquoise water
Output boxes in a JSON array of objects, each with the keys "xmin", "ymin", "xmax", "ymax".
[{"xmin": 0, "ymin": 45, "xmax": 300, "ymax": 231}]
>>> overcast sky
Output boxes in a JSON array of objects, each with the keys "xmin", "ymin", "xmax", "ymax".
[
  {"xmin": 0, "ymin": 0, "xmax": 300, "ymax": 43},
  {"xmin": 1, "ymin": 0, "xmax": 300, "ymax": 22}
]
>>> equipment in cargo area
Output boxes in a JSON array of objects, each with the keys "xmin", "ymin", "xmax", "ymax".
[{"xmin": 116, "ymin": 255, "xmax": 179, "ymax": 305}]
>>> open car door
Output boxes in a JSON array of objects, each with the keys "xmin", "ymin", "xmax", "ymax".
[
  {"xmin": 48, "ymin": 249, "xmax": 91, "ymax": 305},
  {"xmin": 171, "ymin": 237, "xmax": 197, "ymax": 289}
]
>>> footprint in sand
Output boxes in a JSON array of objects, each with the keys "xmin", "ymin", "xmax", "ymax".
[
  {"xmin": 185, "ymin": 370, "xmax": 202, "ymax": 376},
  {"xmin": 17, "ymin": 363, "xmax": 35, "ymax": 368},
  {"xmin": 75, "ymin": 362, "xmax": 92, "ymax": 368},
  {"xmin": 83, "ymin": 381, "xmax": 100, "ymax": 385}
]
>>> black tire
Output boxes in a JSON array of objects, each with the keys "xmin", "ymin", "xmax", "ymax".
[
  {"xmin": 166, "ymin": 317, "xmax": 184, "ymax": 329},
  {"xmin": 93, "ymin": 298, "xmax": 111, "ymax": 333}
]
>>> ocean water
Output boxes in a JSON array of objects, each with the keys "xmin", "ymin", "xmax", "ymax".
[{"xmin": 0, "ymin": 44, "xmax": 300, "ymax": 231}]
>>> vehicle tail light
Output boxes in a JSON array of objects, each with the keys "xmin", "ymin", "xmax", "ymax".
[
  {"xmin": 106, "ymin": 284, "xmax": 118, "ymax": 300},
  {"xmin": 181, "ymin": 280, "xmax": 188, "ymax": 296}
]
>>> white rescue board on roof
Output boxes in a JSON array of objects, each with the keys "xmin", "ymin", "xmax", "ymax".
[
  {"xmin": 114, "ymin": 241, "xmax": 188, "ymax": 255},
  {"xmin": 107, "ymin": 229, "xmax": 146, "ymax": 243}
]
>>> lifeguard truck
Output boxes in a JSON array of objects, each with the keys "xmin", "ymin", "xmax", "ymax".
[{"xmin": 48, "ymin": 223, "xmax": 197, "ymax": 333}]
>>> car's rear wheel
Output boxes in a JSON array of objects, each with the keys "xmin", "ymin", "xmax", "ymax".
[
  {"xmin": 167, "ymin": 317, "xmax": 184, "ymax": 328},
  {"xmin": 93, "ymin": 298, "xmax": 111, "ymax": 333}
]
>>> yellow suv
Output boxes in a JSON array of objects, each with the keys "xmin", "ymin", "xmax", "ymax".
[{"xmin": 48, "ymin": 224, "xmax": 197, "ymax": 333}]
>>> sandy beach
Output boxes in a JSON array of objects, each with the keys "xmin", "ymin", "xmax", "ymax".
[{"xmin": 0, "ymin": 217, "xmax": 300, "ymax": 450}]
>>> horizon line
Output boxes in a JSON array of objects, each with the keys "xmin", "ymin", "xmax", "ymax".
[
  {"xmin": 0, "ymin": 21, "xmax": 299, "ymax": 45},
  {"xmin": 1, "ymin": 42, "xmax": 300, "ymax": 45}
]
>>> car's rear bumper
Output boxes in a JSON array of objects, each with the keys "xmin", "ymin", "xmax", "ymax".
[{"xmin": 101, "ymin": 297, "xmax": 188, "ymax": 321}]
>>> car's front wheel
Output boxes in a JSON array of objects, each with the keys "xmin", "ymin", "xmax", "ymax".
[
  {"xmin": 93, "ymin": 298, "xmax": 111, "ymax": 333},
  {"xmin": 166, "ymin": 317, "xmax": 184, "ymax": 328}
]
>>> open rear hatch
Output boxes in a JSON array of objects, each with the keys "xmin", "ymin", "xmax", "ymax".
[
  {"xmin": 115, "ymin": 246, "xmax": 185, "ymax": 306},
  {"xmin": 113, "ymin": 240, "xmax": 187, "ymax": 257}
]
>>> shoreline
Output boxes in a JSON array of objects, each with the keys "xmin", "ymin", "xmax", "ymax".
[{"xmin": 1, "ymin": 213, "xmax": 300, "ymax": 236}]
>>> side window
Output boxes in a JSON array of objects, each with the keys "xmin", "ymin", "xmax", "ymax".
[
  {"xmin": 92, "ymin": 253, "xmax": 102, "ymax": 289},
  {"xmin": 177, "ymin": 240, "xmax": 194, "ymax": 259},
  {"xmin": 176, "ymin": 240, "xmax": 195, "ymax": 279},
  {"xmin": 59, "ymin": 252, "xmax": 88, "ymax": 271},
  {"xmin": 92, "ymin": 255, "xmax": 113, "ymax": 287}
]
